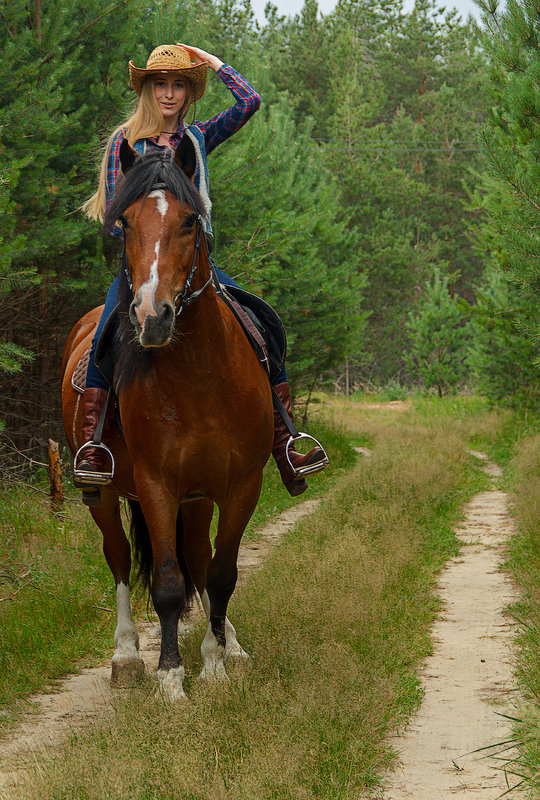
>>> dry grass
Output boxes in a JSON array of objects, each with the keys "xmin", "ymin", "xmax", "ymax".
[
  {"xmin": 7, "ymin": 398, "xmax": 497, "ymax": 800},
  {"xmin": 506, "ymin": 432, "xmax": 540, "ymax": 697},
  {"xmin": 500, "ymin": 432, "xmax": 540, "ymax": 792}
]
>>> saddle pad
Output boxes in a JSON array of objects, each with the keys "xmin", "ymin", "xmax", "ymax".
[{"xmin": 72, "ymin": 348, "xmax": 90, "ymax": 394}]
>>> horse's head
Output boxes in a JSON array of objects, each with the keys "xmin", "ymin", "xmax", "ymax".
[{"xmin": 104, "ymin": 138, "xmax": 209, "ymax": 348}]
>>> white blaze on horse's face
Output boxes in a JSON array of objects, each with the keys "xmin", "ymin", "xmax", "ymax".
[
  {"xmin": 130, "ymin": 190, "xmax": 176, "ymax": 347},
  {"xmin": 151, "ymin": 189, "xmax": 169, "ymax": 219}
]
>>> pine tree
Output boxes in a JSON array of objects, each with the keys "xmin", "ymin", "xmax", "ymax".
[
  {"xmin": 0, "ymin": 161, "xmax": 35, "ymax": 375},
  {"xmin": 273, "ymin": 0, "xmax": 490, "ymax": 381},
  {"xmin": 258, "ymin": 0, "xmax": 334, "ymax": 137},
  {"xmin": 475, "ymin": 0, "xmax": 540, "ymax": 350},
  {"xmin": 405, "ymin": 268, "xmax": 470, "ymax": 395},
  {"xmin": 0, "ymin": 0, "xmax": 142, "ymax": 447},
  {"xmin": 466, "ymin": 266, "xmax": 539, "ymax": 405},
  {"xmin": 208, "ymin": 94, "xmax": 366, "ymax": 390}
]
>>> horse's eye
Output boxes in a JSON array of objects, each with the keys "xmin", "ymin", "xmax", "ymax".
[
  {"xmin": 182, "ymin": 214, "xmax": 198, "ymax": 230},
  {"xmin": 118, "ymin": 215, "xmax": 129, "ymax": 229}
]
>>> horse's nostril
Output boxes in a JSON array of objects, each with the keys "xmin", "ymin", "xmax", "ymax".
[
  {"xmin": 129, "ymin": 302, "xmax": 139, "ymax": 327},
  {"xmin": 136, "ymin": 302, "xmax": 175, "ymax": 348},
  {"xmin": 161, "ymin": 302, "xmax": 174, "ymax": 328}
]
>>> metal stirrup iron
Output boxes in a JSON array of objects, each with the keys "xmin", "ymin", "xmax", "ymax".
[
  {"xmin": 271, "ymin": 388, "xmax": 330, "ymax": 479},
  {"xmin": 73, "ymin": 389, "xmax": 115, "ymax": 486},
  {"xmin": 285, "ymin": 433, "xmax": 329, "ymax": 478}
]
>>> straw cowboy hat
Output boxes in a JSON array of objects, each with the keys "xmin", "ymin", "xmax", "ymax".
[{"xmin": 129, "ymin": 44, "xmax": 208, "ymax": 100}]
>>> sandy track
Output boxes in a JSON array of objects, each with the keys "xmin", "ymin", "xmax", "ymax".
[
  {"xmin": 0, "ymin": 499, "xmax": 320, "ymax": 792},
  {"xmin": 379, "ymin": 452, "xmax": 521, "ymax": 799}
]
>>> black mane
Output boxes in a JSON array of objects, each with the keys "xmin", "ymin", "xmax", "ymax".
[{"xmin": 103, "ymin": 149, "xmax": 207, "ymax": 233}]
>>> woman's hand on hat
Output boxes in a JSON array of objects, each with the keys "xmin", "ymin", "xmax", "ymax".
[{"xmin": 177, "ymin": 43, "xmax": 223, "ymax": 72}]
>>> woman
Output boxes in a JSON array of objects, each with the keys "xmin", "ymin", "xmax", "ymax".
[{"xmin": 78, "ymin": 43, "xmax": 328, "ymax": 497}]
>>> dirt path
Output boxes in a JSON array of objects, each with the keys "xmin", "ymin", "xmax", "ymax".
[
  {"xmin": 0, "ymin": 499, "xmax": 320, "ymax": 793},
  {"xmin": 379, "ymin": 452, "xmax": 520, "ymax": 799}
]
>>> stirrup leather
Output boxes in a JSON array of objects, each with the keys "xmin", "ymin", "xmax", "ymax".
[
  {"xmin": 73, "ymin": 441, "xmax": 115, "ymax": 486},
  {"xmin": 285, "ymin": 433, "xmax": 329, "ymax": 479}
]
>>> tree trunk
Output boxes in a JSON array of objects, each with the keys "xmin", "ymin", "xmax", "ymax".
[{"xmin": 34, "ymin": 0, "xmax": 42, "ymax": 42}]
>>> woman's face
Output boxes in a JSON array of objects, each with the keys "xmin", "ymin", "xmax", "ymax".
[{"xmin": 153, "ymin": 74, "xmax": 188, "ymax": 125}]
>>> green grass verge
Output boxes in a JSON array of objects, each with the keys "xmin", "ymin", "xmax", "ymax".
[
  {"xmin": 10, "ymin": 398, "xmax": 493, "ymax": 799},
  {"xmin": 0, "ymin": 489, "xmax": 115, "ymax": 730},
  {"xmin": 496, "ymin": 424, "xmax": 540, "ymax": 793}
]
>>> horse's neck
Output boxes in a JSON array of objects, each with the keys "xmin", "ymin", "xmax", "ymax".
[{"xmin": 167, "ymin": 290, "xmax": 231, "ymax": 368}]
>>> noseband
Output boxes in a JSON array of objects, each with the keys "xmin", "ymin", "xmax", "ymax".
[{"xmin": 121, "ymin": 197, "xmax": 213, "ymax": 317}]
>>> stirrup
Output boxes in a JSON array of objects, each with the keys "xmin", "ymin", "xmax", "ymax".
[
  {"xmin": 285, "ymin": 433, "xmax": 329, "ymax": 479},
  {"xmin": 73, "ymin": 442, "xmax": 115, "ymax": 486}
]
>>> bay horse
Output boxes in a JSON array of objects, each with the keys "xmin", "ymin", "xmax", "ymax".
[{"xmin": 61, "ymin": 137, "xmax": 274, "ymax": 700}]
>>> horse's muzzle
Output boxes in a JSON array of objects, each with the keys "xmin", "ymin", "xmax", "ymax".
[{"xmin": 129, "ymin": 300, "xmax": 175, "ymax": 347}]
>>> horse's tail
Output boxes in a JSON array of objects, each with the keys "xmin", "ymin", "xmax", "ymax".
[{"xmin": 127, "ymin": 500, "xmax": 195, "ymax": 615}]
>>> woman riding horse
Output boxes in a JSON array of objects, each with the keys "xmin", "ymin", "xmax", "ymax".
[{"xmin": 78, "ymin": 43, "xmax": 328, "ymax": 498}]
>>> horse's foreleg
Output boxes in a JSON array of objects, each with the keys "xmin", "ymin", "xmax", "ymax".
[
  {"xmin": 181, "ymin": 502, "xmax": 248, "ymax": 669},
  {"xmin": 200, "ymin": 590, "xmax": 249, "ymax": 663},
  {"xmin": 136, "ymin": 486, "xmax": 188, "ymax": 700},
  {"xmin": 199, "ymin": 479, "xmax": 262, "ymax": 682},
  {"xmin": 90, "ymin": 490, "xmax": 144, "ymax": 686},
  {"xmin": 153, "ymin": 556, "xmax": 187, "ymax": 701}
]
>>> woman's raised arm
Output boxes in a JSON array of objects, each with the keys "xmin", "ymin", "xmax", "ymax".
[{"xmin": 176, "ymin": 43, "xmax": 224, "ymax": 72}]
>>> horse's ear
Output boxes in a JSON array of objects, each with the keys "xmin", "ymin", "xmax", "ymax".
[
  {"xmin": 120, "ymin": 139, "xmax": 138, "ymax": 173},
  {"xmin": 174, "ymin": 135, "xmax": 197, "ymax": 180}
]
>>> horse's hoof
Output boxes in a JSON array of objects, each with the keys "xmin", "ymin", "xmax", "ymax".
[
  {"xmin": 157, "ymin": 667, "xmax": 187, "ymax": 702},
  {"xmin": 226, "ymin": 642, "xmax": 250, "ymax": 661},
  {"xmin": 199, "ymin": 662, "xmax": 230, "ymax": 684},
  {"xmin": 110, "ymin": 655, "xmax": 145, "ymax": 687}
]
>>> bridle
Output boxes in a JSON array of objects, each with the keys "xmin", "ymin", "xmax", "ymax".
[
  {"xmin": 172, "ymin": 214, "xmax": 213, "ymax": 316},
  {"xmin": 121, "ymin": 195, "xmax": 213, "ymax": 318}
]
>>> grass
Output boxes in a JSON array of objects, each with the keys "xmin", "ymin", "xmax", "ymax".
[
  {"xmin": 5, "ymin": 396, "xmax": 498, "ymax": 800},
  {"xmin": 0, "ymin": 488, "xmax": 116, "ymax": 730},
  {"xmin": 497, "ymin": 427, "xmax": 540, "ymax": 793}
]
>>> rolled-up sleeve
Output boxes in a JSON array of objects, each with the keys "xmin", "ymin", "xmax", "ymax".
[
  {"xmin": 198, "ymin": 65, "xmax": 261, "ymax": 154},
  {"xmin": 106, "ymin": 129, "xmax": 125, "ymax": 237}
]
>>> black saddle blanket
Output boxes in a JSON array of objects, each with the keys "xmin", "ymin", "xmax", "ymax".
[{"xmin": 94, "ymin": 285, "xmax": 286, "ymax": 389}]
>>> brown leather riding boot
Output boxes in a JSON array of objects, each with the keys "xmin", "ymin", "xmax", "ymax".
[
  {"xmin": 272, "ymin": 381, "xmax": 328, "ymax": 497},
  {"xmin": 76, "ymin": 387, "xmax": 112, "ymax": 479}
]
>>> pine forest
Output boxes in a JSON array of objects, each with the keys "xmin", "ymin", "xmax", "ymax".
[{"xmin": 0, "ymin": 0, "xmax": 539, "ymax": 465}]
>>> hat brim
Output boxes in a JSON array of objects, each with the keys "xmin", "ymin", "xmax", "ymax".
[{"xmin": 129, "ymin": 61, "xmax": 208, "ymax": 100}]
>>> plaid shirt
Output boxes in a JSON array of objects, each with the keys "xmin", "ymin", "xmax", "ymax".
[{"xmin": 105, "ymin": 64, "xmax": 260, "ymax": 221}]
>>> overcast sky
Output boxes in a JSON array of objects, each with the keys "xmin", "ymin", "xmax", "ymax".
[{"xmin": 251, "ymin": 0, "xmax": 483, "ymax": 25}]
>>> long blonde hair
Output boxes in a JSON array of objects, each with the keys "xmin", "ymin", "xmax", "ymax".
[{"xmin": 82, "ymin": 76, "xmax": 194, "ymax": 222}]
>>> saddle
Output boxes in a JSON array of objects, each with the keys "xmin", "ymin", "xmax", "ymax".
[
  {"xmin": 216, "ymin": 284, "xmax": 287, "ymax": 385},
  {"xmin": 72, "ymin": 348, "xmax": 91, "ymax": 394}
]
